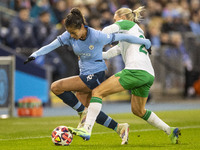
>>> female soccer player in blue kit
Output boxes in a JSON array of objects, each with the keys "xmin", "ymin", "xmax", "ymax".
[{"xmin": 24, "ymin": 8, "xmax": 151, "ymax": 145}]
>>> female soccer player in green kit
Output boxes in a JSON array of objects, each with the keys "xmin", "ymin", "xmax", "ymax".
[{"xmin": 69, "ymin": 6, "xmax": 180, "ymax": 145}]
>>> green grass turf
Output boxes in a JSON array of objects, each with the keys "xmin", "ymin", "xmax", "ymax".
[{"xmin": 0, "ymin": 109, "xmax": 200, "ymax": 150}]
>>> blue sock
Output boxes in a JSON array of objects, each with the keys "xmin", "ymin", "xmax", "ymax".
[
  {"xmin": 96, "ymin": 111, "xmax": 118, "ymax": 131},
  {"xmin": 57, "ymin": 91, "xmax": 85, "ymax": 113}
]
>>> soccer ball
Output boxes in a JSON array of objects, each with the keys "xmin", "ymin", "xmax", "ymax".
[{"xmin": 51, "ymin": 126, "xmax": 73, "ymax": 146}]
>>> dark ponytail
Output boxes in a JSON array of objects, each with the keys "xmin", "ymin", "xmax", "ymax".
[{"xmin": 64, "ymin": 8, "xmax": 86, "ymax": 29}]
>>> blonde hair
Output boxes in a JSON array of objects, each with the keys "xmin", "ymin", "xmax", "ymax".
[{"xmin": 115, "ymin": 6, "xmax": 145, "ymax": 22}]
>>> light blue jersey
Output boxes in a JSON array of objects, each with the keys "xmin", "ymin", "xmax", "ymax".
[
  {"xmin": 30, "ymin": 26, "xmax": 151, "ymax": 75},
  {"xmin": 57, "ymin": 27, "xmax": 113, "ymax": 75}
]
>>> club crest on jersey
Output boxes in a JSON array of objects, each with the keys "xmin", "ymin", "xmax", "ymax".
[{"xmin": 89, "ymin": 45, "xmax": 94, "ymax": 50}]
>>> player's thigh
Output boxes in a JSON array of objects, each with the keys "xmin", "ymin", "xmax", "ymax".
[
  {"xmin": 76, "ymin": 92, "xmax": 91, "ymax": 107},
  {"xmin": 92, "ymin": 75, "xmax": 125, "ymax": 98},
  {"xmin": 51, "ymin": 76, "xmax": 91, "ymax": 93}
]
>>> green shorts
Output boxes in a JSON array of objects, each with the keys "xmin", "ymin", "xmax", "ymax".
[{"xmin": 115, "ymin": 69, "xmax": 154, "ymax": 97}]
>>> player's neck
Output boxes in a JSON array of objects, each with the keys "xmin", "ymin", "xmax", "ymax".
[{"xmin": 80, "ymin": 27, "xmax": 87, "ymax": 41}]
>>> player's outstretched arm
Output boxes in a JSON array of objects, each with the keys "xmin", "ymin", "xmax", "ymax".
[
  {"xmin": 102, "ymin": 25, "xmax": 152, "ymax": 55},
  {"xmin": 24, "ymin": 39, "xmax": 61, "ymax": 64},
  {"xmin": 113, "ymin": 33, "xmax": 151, "ymax": 49}
]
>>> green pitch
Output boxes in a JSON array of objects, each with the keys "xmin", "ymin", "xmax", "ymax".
[{"xmin": 0, "ymin": 109, "xmax": 200, "ymax": 150}]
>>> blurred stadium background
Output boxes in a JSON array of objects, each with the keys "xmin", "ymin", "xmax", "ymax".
[{"xmin": 0, "ymin": 0, "xmax": 200, "ymax": 117}]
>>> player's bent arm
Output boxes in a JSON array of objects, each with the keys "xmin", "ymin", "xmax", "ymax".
[
  {"xmin": 113, "ymin": 33, "xmax": 151, "ymax": 49},
  {"xmin": 102, "ymin": 24, "xmax": 120, "ymax": 34},
  {"xmin": 102, "ymin": 45, "xmax": 121, "ymax": 59},
  {"xmin": 30, "ymin": 39, "xmax": 61, "ymax": 58}
]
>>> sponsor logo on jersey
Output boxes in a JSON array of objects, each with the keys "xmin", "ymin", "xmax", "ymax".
[
  {"xmin": 107, "ymin": 34, "xmax": 110, "ymax": 38},
  {"xmin": 89, "ymin": 45, "xmax": 94, "ymax": 50},
  {"xmin": 79, "ymin": 53, "xmax": 91, "ymax": 56}
]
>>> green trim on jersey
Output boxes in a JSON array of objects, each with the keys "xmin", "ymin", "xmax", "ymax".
[
  {"xmin": 90, "ymin": 97, "xmax": 102, "ymax": 104},
  {"xmin": 115, "ymin": 20, "xmax": 136, "ymax": 31}
]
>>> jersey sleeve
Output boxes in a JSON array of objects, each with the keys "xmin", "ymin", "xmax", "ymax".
[
  {"xmin": 97, "ymin": 31, "xmax": 115, "ymax": 45},
  {"xmin": 57, "ymin": 31, "xmax": 71, "ymax": 46},
  {"xmin": 102, "ymin": 45, "xmax": 121, "ymax": 59},
  {"xmin": 113, "ymin": 33, "xmax": 151, "ymax": 49},
  {"xmin": 102, "ymin": 24, "xmax": 120, "ymax": 34},
  {"xmin": 97, "ymin": 31, "xmax": 151, "ymax": 49},
  {"xmin": 30, "ymin": 39, "xmax": 61, "ymax": 58}
]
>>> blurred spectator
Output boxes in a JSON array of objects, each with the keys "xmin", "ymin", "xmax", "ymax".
[
  {"xmin": 171, "ymin": 33, "xmax": 193, "ymax": 71},
  {"xmin": 77, "ymin": 4, "xmax": 90, "ymax": 21},
  {"xmin": 9, "ymin": 0, "xmax": 32, "ymax": 11},
  {"xmin": 33, "ymin": 10, "xmax": 58, "ymax": 47},
  {"xmin": 189, "ymin": 12, "xmax": 200, "ymax": 36},
  {"xmin": 146, "ymin": 0, "xmax": 163, "ymax": 17},
  {"xmin": 190, "ymin": 0, "xmax": 200, "ymax": 13},
  {"xmin": 88, "ymin": 15, "xmax": 102, "ymax": 30},
  {"xmin": 52, "ymin": 0, "xmax": 67, "ymax": 24},
  {"xmin": 162, "ymin": 2, "xmax": 180, "ymax": 19},
  {"xmin": 0, "ymin": 14, "xmax": 10, "ymax": 45},
  {"xmin": 180, "ymin": 0, "xmax": 190, "ymax": 19},
  {"xmin": 6, "ymin": 7, "xmax": 37, "ymax": 49},
  {"xmin": 100, "ymin": 9, "xmax": 113, "ymax": 28},
  {"xmin": 160, "ymin": 32, "xmax": 170, "ymax": 46},
  {"xmin": 179, "ymin": 15, "xmax": 191, "ymax": 32},
  {"xmin": 97, "ymin": 1, "xmax": 110, "ymax": 12},
  {"xmin": 30, "ymin": 0, "xmax": 57, "ymax": 24},
  {"xmin": 161, "ymin": 2, "xmax": 181, "ymax": 32},
  {"xmin": 161, "ymin": 13, "xmax": 175, "ymax": 32},
  {"xmin": 164, "ymin": 32, "xmax": 193, "ymax": 97},
  {"xmin": 147, "ymin": 17, "xmax": 163, "ymax": 49}
]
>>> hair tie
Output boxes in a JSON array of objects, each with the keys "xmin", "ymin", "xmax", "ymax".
[{"xmin": 132, "ymin": 11, "xmax": 135, "ymax": 17}]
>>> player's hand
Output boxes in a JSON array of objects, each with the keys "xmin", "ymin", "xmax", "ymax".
[
  {"xmin": 144, "ymin": 39, "xmax": 151, "ymax": 50},
  {"xmin": 24, "ymin": 56, "xmax": 35, "ymax": 64},
  {"xmin": 147, "ymin": 47, "xmax": 152, "ymax": 55}
]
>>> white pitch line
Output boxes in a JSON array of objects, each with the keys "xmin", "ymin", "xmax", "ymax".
[
  {"xmin": 0, "ymin": 136, "xmax": 50, "ymax": 141},
  {"xmin": 94, "ymin": 125, "xmax": 200, "ymax": 135},
  {"xmin": 0, "ymin": 125, "xmax": 200, "ymax": 141}
]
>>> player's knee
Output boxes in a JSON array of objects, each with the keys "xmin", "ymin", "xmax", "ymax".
[
  {"xmin": 51, "ymin": 81, "xmax": 62, "ymax": 95},
  {"xmin": 51, "ymin": 82, "xmax": 57, "ymax": 94},
  {"xmin": 91, "ymin": 88, "xmax": 102, "ymax": 98},
  {"xmin": 132, "ymin": 108, "xmax": 146, "ymax": 118}
]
